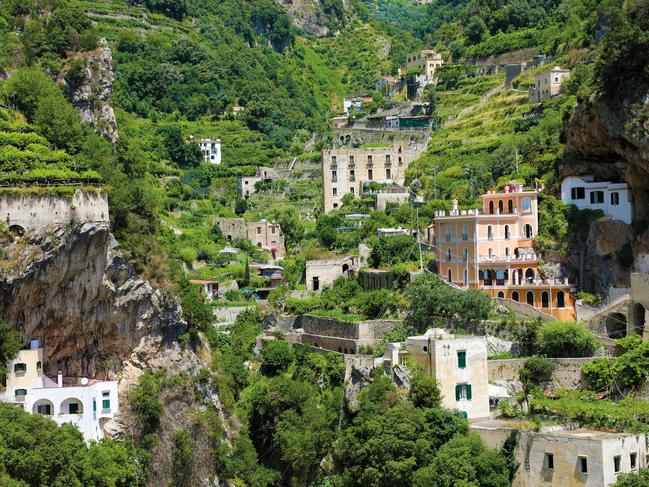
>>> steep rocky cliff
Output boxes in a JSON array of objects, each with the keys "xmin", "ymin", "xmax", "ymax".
[
  {"xmin": 563, "ymin": 86, "xmax": 649, "ymax": 276},
  {"xmin": 278, "ymin": 0, "xmax": 348, "ymax": 37},
  {"xmin": 61, "ymin": 38, "xmax": 119, "ymax": 146},
  {"xmin": 0, "ymin": 222, "xmax": 227, "ymax": 485},
  {"xmin": 0, "ymin": 223, "xmax": 183, "ymax": 377}
]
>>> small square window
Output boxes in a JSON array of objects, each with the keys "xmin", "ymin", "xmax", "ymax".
[
  {"xmin": 14, "ymin": 363, "xmax": 26, "ymax": 373},
  {"xmin": 579, "ymin": 456, "xmax": 588, "ymax": 474},
  {"xmin": 614, "ymin": 455, "xmax": 621, "ymax": 473},
  {"xmin": 546, "ymin": 453, "xmax": 554, "ymax": 470},
  {"xmin": 332, "ymin": 188, "xmax": 337, "ymax": 196},
  {"xmin": 630, "ymin": 452, "xmax": 637, "ymax": 470}
]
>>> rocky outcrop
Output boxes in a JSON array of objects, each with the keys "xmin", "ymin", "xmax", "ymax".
[
  {"xmin": 277, "ymin": 0, "xmax": 349, "ymax": 37},
  {"xmin": 344, "ymin": 356, "xmax": 374, "ymax": 411},
  {"xmin": 0, "ymin": 223, "xmax": 184, "ymax": 377},
  {"xmin": 563, "ymin": 88, "xmax": 649, "ymax": 271},
  {"xmin": 62, "ymin": 38, "xmax": 119, "ymax": 146},
  {"xmin": 580, "ymin": 216, "xmax": 634, "ymax": 292},
  {"xmin": 0, "ymin": 223, "xmax": 229, "ymax": 485}
]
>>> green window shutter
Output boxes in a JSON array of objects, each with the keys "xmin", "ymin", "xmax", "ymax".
[
  {"xmin": 102, "ymin": 399, "xmax": 110, "ymax": 410},
  {"xmin": 467, "ymin": 384, "xmax": 472, "ymax": 400},
  {"xmin": 93, "ymin": 400, "xmax": 97, "ymax": 412},
  {"xmin": 455, "ymin": 384, "xmax": 461, "ymax": 401},
  {"xmin": 457, "ymin": 351, "xmax": 466, "ymax": 369}
]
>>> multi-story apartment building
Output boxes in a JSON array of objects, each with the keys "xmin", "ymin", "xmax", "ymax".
[
  {"xmin": 561, "ymin": 175, "xmax": 632, "ymax": 224},
  {"xmin": 322, "ymin": 145, "xmax": 420, "ymax": 212},
  {"xmin": 528, "ymin": 66, "xmax": 570, "ymax": 103},
  {"xmin": 404, "ymin": 328, "xmax": 490, "ymax": 419},
  {"xmin": 433, "ymin": 182, "xmax": 576, "ymax": 320},
  {"xmin": 198, "ymin": 138, "xmax": 222, "ymax": 164}
]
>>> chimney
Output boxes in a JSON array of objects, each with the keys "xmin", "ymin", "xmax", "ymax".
[{"xmin": 57, "ymin": 371, "xmax": 63, "ymax": 387}]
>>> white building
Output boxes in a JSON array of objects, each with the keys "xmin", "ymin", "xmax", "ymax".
[
  {"xmin": 198, "ymin": 138, "xmax": 222, "ymax": 164},
  {"xmin": 377, "ymin": 227, "xmax": 411, "ymax": 238},
  {"xmin": 1, "ymin": 341, "xmax": 118, "ymax": 442},
  {"xmin": 404, "ymin": 329, "xmax": 490, "ymax": 419},
  {"xmin": 471, "ymin": 420, "xmax": 646, "ymax": 487},
  {"xmin": 561, "ymin": 176, "xmax": 632, "ymax": 224}
]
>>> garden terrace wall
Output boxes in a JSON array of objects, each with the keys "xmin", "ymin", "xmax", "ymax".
[{"xmin": 488, "ymin": 357, "xmax": 601, "ymax": 389}]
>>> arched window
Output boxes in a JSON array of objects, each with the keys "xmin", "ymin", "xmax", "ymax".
[
  {"xmin": 462, "ymin": 225, "xmax": 468, "ymax": 241},
  {"xmin": 504, "ymin": 225, "xmax": 510, "ymax": 240},
  {"xmin": 483, "ymin": 270, "xmax": 490, "ymax": 281},
  {"xmin": 446, "ymin": 248, "xmax": 452, "ymax": 262},
  {"xmin": 526, "ymin": 291, "xmax": 535, "ymax": 306},
  {"xmin": 505, "ymin": 247, "xmax": 510, "ymax": 258},
  {"xmin": 497, "ymin": 291, "xmax": 505, "ymax": 298},
  {"xmin": 496, "ymin": 269, "xmax": 505, "ymax": 280},
  {"xmin": 463, "ymin": 248, "xmax": 469, "ymax": 262},
  {"xmin": 522, "ymin": 198, "xmax": 532, "ymax": 213},
  {"xmin": 498, "ymin": 201, "xmax": 504, "ymax": 214},
  {"xmin": 512, "ymin": 291, "xmax": 519, "ymax": 302},
  {"xmin": 557, "ymin": 291, "xmax": 565, "ymax": 308},
  {"xmin": 508, "ymin": 199, "xmax": 513, "ymax": 214},
  {"xmin": 489, "ymin": 201, "xmax": 494, "ymax": 214},
  {"xmin": 525, "ymin": 268, "xmax": 535, "ymax": 282},
  {"xmin": 447, "ymin": 269, "xmax": 452, "ymax": 283},
  {"xmin": 523, "ymin": 224, "xmax": 533, "ymax": 239},
  {"xmin": 541, "ymin": 292, "xmax": 550, "ymax": 308},
  {"xmin": 445, "ymin": 226, "xmax": 452, "ymax": 242},
  {"xmin": 487, "ymin": 225, "xmax": 494, "ymax": 240}
]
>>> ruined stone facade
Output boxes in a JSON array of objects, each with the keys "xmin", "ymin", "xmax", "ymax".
[
  {"xmin": 215, "ymin": 218, "xmax": 285, "ymax": 257},
  {"xmin": 0, "ymin": 189, "xmax": 109, "ymax": 233}
]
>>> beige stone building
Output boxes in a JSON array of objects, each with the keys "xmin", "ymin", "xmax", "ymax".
[
  {"xmin": 405, "ymin": 329, "xmax": 490, "ymax": 419},
  {"xmin": 215, "ymin": 218, "xmax": 285, "ymax": 257},
  {"xmin": 528, "ymin": 66, "xmax": 570, "ymax": 103},
  {"xmin": 471, "ymin": 420, "xmax": 646, "ymax": 487},
  {"xmin": 400, "ymin": 50, "xmax": 444, "ymax": 83},
  {"xmin": 305, "ymin": 255, "xmax": 359, "ymax": 292},
  {"xmin": 322, "ymin": 145, "xmax": 421, "ymax": 212}
]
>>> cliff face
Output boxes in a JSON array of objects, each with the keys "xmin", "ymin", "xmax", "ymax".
[
  {"xmin": 62, "ymin": 39, "xmax": 119, "ymax": 146},
  {"xmin": 277, "ymin": 0, "xmax": 349, "ymax": 37},
  {"xmin": 0, "ymin": 223, "xmax": 183, "ymax": 377},
  {"xmin": 0, "ymin": 222, "xmax": 228, "ymax": 485},
  {"xmin": 563, "ymin": 86, "xmax": 649, "ymax": 274}
]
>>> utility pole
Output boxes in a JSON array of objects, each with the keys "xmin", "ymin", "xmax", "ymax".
[
  {"xmin": 417, "ymin": 207, "xmax": 423, "ymax": 272},
  {"xmin": 515, "ymin": 147, "xmax": 519, "ymax": 173},
  {"xmin": 432, "ymin": 165, "xmax": 439, "ymax": 199}
]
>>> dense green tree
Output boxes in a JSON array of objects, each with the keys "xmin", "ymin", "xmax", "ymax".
[
  {"xmin": 535, "ymin": 321, "xmax": 599, "ymax": 358},
  {"xmin": 260, "ymin": 340, "xmax": 294, "ymax": 376},
  {"xmin": 369, "ymin": 235, "xmax": 420, "ymax": 267},
  {"xmin": 409, "ymin": 372, "xmax": 442, "ymax": 409},
  {"xmin": 0, "ymin": 404, "xmax": 148, "ymax": 486},
  {"xmin": 414, "ymin": 433, "xmax": 509, "ymax": 487}
]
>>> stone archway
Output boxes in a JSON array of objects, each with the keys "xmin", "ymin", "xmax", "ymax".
[
  {"xmin": 8, "ymin": 224, "xmax": 25, "ymax": 236},
  {"xmin": 605, "ymin": 312, "xmax": 627, "ymax": 339}
]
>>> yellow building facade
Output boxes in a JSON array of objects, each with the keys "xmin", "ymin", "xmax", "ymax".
[{"xmin": 433, "ymin": 183, "xmax": 576, "ymax": 320}]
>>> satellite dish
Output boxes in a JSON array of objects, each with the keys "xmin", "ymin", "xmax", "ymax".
[{"xmin": 80, "ymin": 377, "xmax": 89, "ymax": 385}]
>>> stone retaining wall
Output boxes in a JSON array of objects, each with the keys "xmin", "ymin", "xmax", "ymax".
[
  {"xmin": 488, "ymin": 357, "xmax": 601, "ymax": 389},
  {"xmin": 0, "ymin": 189, "xmax": 109, "ymax": 231}
]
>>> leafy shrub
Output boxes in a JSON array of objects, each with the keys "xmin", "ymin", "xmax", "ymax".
[
  {"xmin": 260, "ymin": 340, "xmax": 294, "ymax": 376},
  {"xmin": 519, "ymin": 356, "xmax": 556, "ymax": 386},
  {"xmin": 535, "ymin": 321, "xmax": 598, "ymax": 358},
  {"xmin": 409, "ymin": 372, "xmax": 442, "ymax": 409}
]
